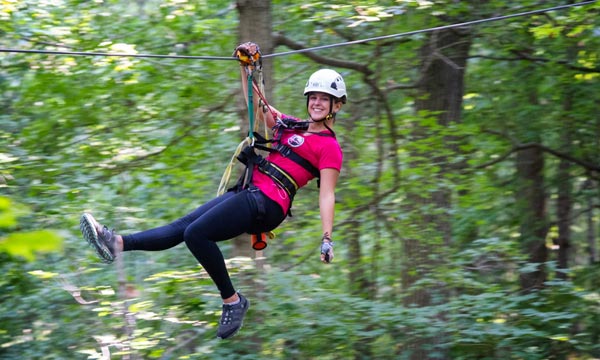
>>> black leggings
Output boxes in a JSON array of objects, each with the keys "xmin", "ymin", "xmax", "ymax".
[{"xmin": 122, "ymin": 189, "xmax": 285, "ymax": 299}]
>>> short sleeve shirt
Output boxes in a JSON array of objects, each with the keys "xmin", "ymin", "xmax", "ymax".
[{"xmin": 251, "ymin": 118, "xmax": 343, "ymax": 215}]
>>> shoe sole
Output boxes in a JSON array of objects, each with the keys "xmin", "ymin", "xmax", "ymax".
[{"xmin": 80, "ymin": 213, "xmax": 115, "ymax": 264}]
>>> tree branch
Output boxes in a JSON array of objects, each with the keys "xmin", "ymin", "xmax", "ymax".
[
  {"xmin": 272, "ymin": 33, "xmax": 373, "ymax": 75},
  {"xmin": 475, "ymin": 141, "xmax": 600, "ymax": 173},
  {"xmin": 469, "ymin": 52, "xmax": 600, "ymax": 73}
]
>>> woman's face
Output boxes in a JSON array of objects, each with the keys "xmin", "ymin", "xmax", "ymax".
[{"xmin": 307, "ymin": 92, "xmax": 342, "ymax": 121}]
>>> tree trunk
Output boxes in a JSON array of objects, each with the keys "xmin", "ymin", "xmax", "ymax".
[
  {"xmin": 234, "ymin": 0, "xmax": 274, "ymax": 260},
  {"xmin": 555, "ymin": 41, "xmax": 580, "ymax": 278},
  {"xmin": 401, "ymin": 27, "xmax": 471, "ymax": 359},
  {"xmin": 517, "ymin": 145, "xmax": 548, "ymax": 290},
  {"xmin": 234, "ymin": 0, "xmax": 273, "ymax": 350},
  {"xmin": 556, "ymin": 156, "xmax": 572, "ymax": 280},
  {"xmin": 584, "ymin": 179, "xmax": 598, "ymax": 264},
  {"xmin": 555, "ymin": 83, "xmax": 574, "ymax": 279},
  {"xmin": 237, "ymin": 0, "xmax": 274, "ymax": 98},
  {"xmin": 347, "ymin": 220, "xmax": 370, "ymax": 296}
]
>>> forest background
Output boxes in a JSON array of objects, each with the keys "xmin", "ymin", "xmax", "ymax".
[{"xmin": 1, "ymin": 0, "xmax": 599, "ymax": 359}]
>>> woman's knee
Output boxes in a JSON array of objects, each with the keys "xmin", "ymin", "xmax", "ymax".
[{"xmin": 183, "ymin": 223, "xmax": 203, "ymax": 245}]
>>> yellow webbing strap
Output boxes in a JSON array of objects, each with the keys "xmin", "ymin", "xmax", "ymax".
[
  {"xmin": 218, "ymin": 74, "xmax": 270, "ymax": 196},
  {"xmin": 263, "ymin": 162, "xmax": 299, "ymax": 195},
  {"xmin": 217, "ymin": 137, "xmax": 251, "ymax": 196}
]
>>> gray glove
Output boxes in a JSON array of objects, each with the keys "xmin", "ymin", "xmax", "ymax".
[{"xmin": 320, "ymin": 238, "xmax": 334, "ymax": 263}]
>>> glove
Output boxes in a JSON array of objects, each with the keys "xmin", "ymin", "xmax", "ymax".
[
  {"xmin": 320, "ymin": 237, "xmax": 334, "ymax": 264},
  {"xmin": 233, "ymin": 42, "xmax": 262, "ymax": 67}
]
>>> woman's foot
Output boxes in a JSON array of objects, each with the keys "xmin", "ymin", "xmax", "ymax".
[
  {"xmin": 80, "ymin": 213, "xmax": 120, "ymax": 263},
  {"xmin": 217, "ymin": 292, "xmax": 250, "ymax": 339}
]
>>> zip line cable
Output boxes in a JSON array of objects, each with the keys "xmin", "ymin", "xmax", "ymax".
[
  {"xmin": 0, "ymin": 48, "xmax": 235, "ymax": 61},
  {"xmin": 0, "ymin": 1, "xmax": 596, "ymax": 60},
  {"xmin": 264, "ymin": 0, "xmax": 597, "ymax": 59}
]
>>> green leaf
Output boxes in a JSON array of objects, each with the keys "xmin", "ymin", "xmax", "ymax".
[
  {"xmin": 0, "ymin": 230, "xmax": 63, "ymax": 261},
  {"xmin": 0, "ymin": 196, "xmax": 30, "ymax": 228}
]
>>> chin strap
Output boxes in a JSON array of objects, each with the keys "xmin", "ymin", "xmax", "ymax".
[{"xmin": 323, "ymin": 121, "xmax": 337, "ymax": 138}]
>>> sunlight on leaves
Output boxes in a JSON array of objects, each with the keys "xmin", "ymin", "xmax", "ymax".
[
  {"xmin": 0, "ymin": 230, "xmax": 63, "ymax": 261},
  {"xmin": 530, "ymin": 23, "xmax": 564, "ymax": 39},
  {"xmin": 0, "ymin": 196, "xmax": 29, "ymax": 228},
  {"xmin": 28, "ymin": 270, "xmax": 60, "ymax": 279}
]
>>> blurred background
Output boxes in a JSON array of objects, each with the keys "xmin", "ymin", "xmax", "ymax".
[{"xmin": 1, "ymin": 1, "xmax": 599, "ymax": 359}]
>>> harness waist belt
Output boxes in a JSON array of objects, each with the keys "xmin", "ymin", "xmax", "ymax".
[
  {"xmin": 257, "ymin": 158, "xmax": 299, "ymax": 198},
  {"xmin": 236, "ymin": 145, "xmax": 298, "ymax": 198}
]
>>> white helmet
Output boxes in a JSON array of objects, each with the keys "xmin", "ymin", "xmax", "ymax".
[{"xmin": 303, "ymin": 69, "xmax": 347, "ymax": 103}]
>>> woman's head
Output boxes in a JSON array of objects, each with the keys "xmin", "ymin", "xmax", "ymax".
[{"xmin": 303, "ymin": 69, "xmax": 346, "ymax": 122}]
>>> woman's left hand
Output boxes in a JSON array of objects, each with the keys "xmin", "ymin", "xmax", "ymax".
[{"xmin": 320, "ymin": 238, "xmax": 334, "ymax": 263}]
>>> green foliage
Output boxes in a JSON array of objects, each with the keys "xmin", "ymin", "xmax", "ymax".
[
  {"xmin": 0, "ymin": 196, "xmax": 63, "ymax": 261},
  {"xmin": 0, "ymin": 0, "xmax": 599, "ymax": 359},
  {"xmin": 0, "ymin": 229, "xmax": 62, "ymax": 261}
]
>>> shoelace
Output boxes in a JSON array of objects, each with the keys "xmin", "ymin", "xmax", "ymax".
[
  {"xmin": 95, "ymin": 226, "xmax": 116, "ymax": 262},
  {"xmin": 221, "ymin": 306, "xmax": 235, "ymax": 324},
  {"xmin": 100, "ymin": 226, "xmax": 115, "ymax": 246},
  {"xmin": 221, "ymin": 301, "xmax": 246, "ymax": 325}
]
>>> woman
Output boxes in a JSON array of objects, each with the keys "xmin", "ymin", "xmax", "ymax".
[{"xmin": 80, "ymin": 42, "xmax": 345, "ymax": 339}]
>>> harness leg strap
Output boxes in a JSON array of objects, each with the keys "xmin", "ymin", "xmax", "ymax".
[{"xmin": 247, "ymin": 186, "xmax": 268, "ymax": 250}]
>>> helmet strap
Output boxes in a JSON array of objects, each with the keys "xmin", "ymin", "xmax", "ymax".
[
  {"xmin": 324, "ymin": 121, "xmax": 337, "ymax": 138},
  {"xmin": 324, "ymin": 97, "xmax": 336, "ymax": 123}
]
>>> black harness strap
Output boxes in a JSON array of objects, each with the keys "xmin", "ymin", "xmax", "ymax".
[
  {"xmin": 252, "ymin": 117, "xmax": 335, "ymax": 181},
  {"xmin": 235, "ymin": 144, "xmax": 298, "ymax": 195},
  {"xmin": 233, "ymin": 119, "xmax": 336, "ymax": 213},
  {"xmin": 252, "ymin": 132, "xmax": 320, "ymax": 179}
]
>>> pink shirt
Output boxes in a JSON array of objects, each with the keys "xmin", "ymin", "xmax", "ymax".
[{"xmin": 251, "ymin": 121, "xmax": 343, "ymax": 215}]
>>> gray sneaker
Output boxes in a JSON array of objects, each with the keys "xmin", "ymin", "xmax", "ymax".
[
  {"xmin": 80, "ymin": 213, "xmax": 117, "ymax": 263},
  {"xmin": 217, "ymin": 293, "xmax": 250, "ymax": 339}
]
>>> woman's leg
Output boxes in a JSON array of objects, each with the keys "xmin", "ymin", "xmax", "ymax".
[
  {"xmin": 121, "ymin": 189, "xmax": 283, "ymax": 299},
  {"xmin": 183, "ymin": 191, "xmax": 256, "ymax": 299},
  {"xmin": 121, "ymin": 192, "xmax": 238, "ymax": 251},
  {"xmin": 183, "ymin": 189, "xmax": 284, "ymax": 299},
  {"xmin": 84, "ymin": 189, "xmax": 283, "ymax": 339}
]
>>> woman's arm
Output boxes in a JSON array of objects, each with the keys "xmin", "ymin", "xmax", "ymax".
[
  {"xmin": 239, "ymin": 67, "xmax": 280, "ymax": 129},
  {"xmin": 318, "ymin": 168, "xmax": 340, "ymax": 240},
  {"xmin": 319, "ymin": 168, "xmax": 339, "ymax": 263}
]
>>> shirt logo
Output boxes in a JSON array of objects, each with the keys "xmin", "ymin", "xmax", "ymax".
[{"xmin": 288, "ymin": 134, "xmax": 305, "ymax": 148}]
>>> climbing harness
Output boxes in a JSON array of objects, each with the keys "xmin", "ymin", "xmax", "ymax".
[
  {"xmin": 238, "ymin": 118, "xmax": 334, "ymax": 196},
  {"xmin": 225, "ymin": 43, "xmax": 338, "ymax": 250},
  {"xmin": 225, "ymin": 43, "xmax": 326, "ymax": 198}
]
